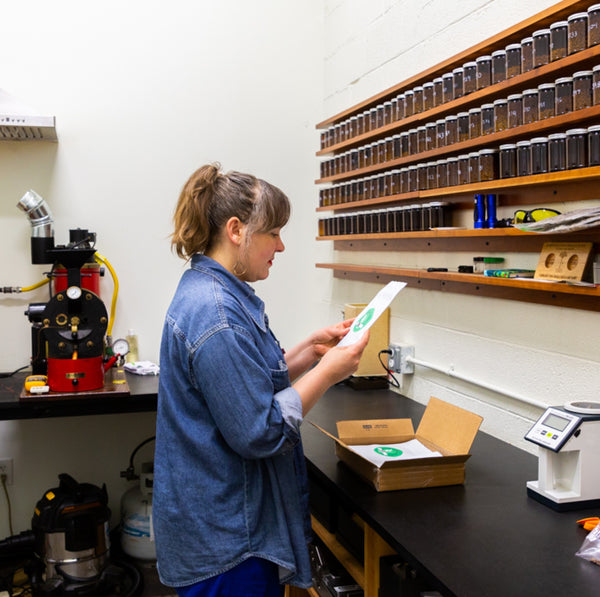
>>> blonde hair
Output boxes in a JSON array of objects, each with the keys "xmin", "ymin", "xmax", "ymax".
[{"xmin": 171, "ymin": 163, "xmax": 290, "ymax": 260}]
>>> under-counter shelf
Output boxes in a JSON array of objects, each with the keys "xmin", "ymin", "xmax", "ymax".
[{"xmin": 316, "ymin": 262, "xmax": 600, "ymax": 311}]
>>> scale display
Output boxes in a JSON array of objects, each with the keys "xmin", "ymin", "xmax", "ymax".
[{"xmin": 524, "ymin": 407, "xmax": 582, "ymax": 452}]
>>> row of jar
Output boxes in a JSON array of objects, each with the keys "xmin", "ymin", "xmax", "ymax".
[
  {"xmin": 319, "ymin": 67, "xmax": 600, "ymax": 180},
  {"xmin": 317, "ymin": 202, "xmax": 451, "ymax": 237},
  {"xmin": 320, "ymin": 6, "xmax": 600, "ymax": 150},
  {"xmin": 318, "ymin": 126, "xmax": 600, "ymax": 206}
]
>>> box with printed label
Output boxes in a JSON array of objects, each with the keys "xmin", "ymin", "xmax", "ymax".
[{"xmin": 313, "ymin": 397, "xmax": 483, "ymax": 492}]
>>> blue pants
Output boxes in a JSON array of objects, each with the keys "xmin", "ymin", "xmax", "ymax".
[{"xmin": 175, "ymin": 557, "xmax": 285, "ymax": 597}]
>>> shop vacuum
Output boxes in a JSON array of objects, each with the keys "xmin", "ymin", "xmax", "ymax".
[{"xmin": 0, "ymin": 474, "xmax": 141, "ymax": 597}]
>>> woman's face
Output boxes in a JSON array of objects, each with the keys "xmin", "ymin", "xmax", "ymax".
[{"xmin": 239, "ymin": 227, "xmax": 285, "ymax": 282}]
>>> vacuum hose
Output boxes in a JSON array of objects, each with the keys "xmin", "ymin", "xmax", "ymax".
[{"xmin": 17, "ymin": 190, "xmax": 55, "ymax": 264}]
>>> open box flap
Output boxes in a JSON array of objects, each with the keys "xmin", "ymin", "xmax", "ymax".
[
  {"xmin": 417, "ymin": 397, "xmax": 483, "ymax": 455},
  {"xmin": 335, "ymin": 418, "xmax": 414, "ymax": 445}
]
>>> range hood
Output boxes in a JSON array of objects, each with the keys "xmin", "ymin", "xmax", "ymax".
[{"xmin": 0, "ymin": 89, "xmax": 57, "ymax": 141}]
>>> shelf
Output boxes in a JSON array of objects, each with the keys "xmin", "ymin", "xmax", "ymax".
[
  {"xmin": 316, "ymin": 0, "xmax": 592, "ymax": 130},
  {"xmin": 316, "ymin": 263, "xmax": 600, "ymax": 311}
]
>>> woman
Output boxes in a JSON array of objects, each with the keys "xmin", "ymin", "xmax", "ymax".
[{"xmin": 153, "ymin": 163, "xmax": 368, "ymax": 597}]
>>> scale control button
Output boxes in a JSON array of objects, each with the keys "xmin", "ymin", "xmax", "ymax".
[{"xmin": 552, "ymin": 435, "xmax": 558, "ymax": 440}]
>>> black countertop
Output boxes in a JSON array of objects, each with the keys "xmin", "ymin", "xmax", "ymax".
[{"xmin": 302, "ymin": 384, "xmax": 600, "ymax": 597}]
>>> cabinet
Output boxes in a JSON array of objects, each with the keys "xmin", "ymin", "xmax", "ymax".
[{"xmin": 315, "ymin": 0, "xmax": 600, "ymax": 311}]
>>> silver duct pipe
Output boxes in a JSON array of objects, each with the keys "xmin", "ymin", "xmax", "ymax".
[{"xmin": 17, "ymin": 189, "xmax": 54, "ymax": 239}]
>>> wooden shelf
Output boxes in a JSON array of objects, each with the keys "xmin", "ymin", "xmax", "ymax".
[{"xmin": 316, "ymin": 263, "xmax": 600, "ymax": 311}]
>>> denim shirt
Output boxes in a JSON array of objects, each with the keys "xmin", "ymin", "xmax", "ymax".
[{"xmin": 153, "ymin": 254, "xmax": 312, "ymax": 588}]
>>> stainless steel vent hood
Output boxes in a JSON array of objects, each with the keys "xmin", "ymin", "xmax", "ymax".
[{"xmin": 0, "ymin": 89, "xmax": 57, "ymax": 141}]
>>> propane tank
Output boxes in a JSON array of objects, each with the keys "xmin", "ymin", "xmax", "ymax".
[{"xmin": 120, "ymin": 462, "xmax": 155, "ymax": 560}]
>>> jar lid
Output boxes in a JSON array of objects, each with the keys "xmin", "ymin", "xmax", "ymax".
[
  {"xmin": 423, "ymin": 81, "xmax": 434, "ymax": 88},
  {"xmin": 469, "ymin": 151, "xmax": 480, "ymax": 157},
  {"xmin": 550, "ymin": 20, "xmax": 568, "ymax": 28},
  {"xmin": 446, "ymin": 156, "xmax": 458, "ymax": 162},
  {"xmin": 445, "ymin": 114, "xmax": 458, "ymax": 120},
  {"xmin": 433, "ymin": 77, "xmax": 443, "ymax": 83},
  {"xmin": 405, "ymin": 89, "xmax": 414, "ymax": 95},
  {"xmin": 484, "ymin": 257, "xmax": 504, "ymax": 263},
  {"xmin": 408, "ymin": 164, "xmax": 418, "ymax": 169},
  {"xmin": 458, "ymin": 154, "xmax": 470, "ymax": 159},
  {"xmin": 473, "ymin": 257, "xmax": 485, "ymax": 262},
  {"xmin": 531, "ymin": 137, "xmax": 549, "ymax": 142},
  {"xmin": 396, "ymin": 93, "xmax": 405, "ymax": 99},
  {"xmin": 538, "ymin": 82, "xmax": 556, "ymax": 89},
  {"xmin": 468, "ymin": 107, "xmax": 481, "ymax": 113},
  {"xmin": 499, "ymin": 143, "xmax": 517, "ymax": 149},
  {"xmin": 568, "ymin": 12, "xmax": 588, "ymax": 20},
  {"xmin": 452, "ymin": 66, "xmax": 464, "ymax": 73},
  {"xmin": 573, "ymin": 70, "xmax": 593, "ymax": 77},
  {"xmin": 436, "ymin": 118, "xmax": 446, "ymax": 124},
  {"xmin": 442, "ymin": 72, "xmax": 454, "ymax": 78},
  {"xmin": 457, "ymin": 111, "xmax": 469, "ymax": 117},
  {"xmin": 463, "ymin": 61, "xmax": 477, "ymax": 67},
  {"xmin": 491, "ymin": 49, "xmax": 507, "ymax": 56},
  {"xmin": 594, "ymin": 64, "xmax": 600, "ymax": 71},
  {"xmin": 566, "ymin": 128, "xmax": 588, "ymax": 134},
  {"xmin": 555, "ymin": 76, "xmax": 574, "ymax": 84},
  {"xmin": 532, "ymin": 28, "xmax": 551, "ymax": 36},
  {"xmin": 521, "ymin": 36, "xmax": 533, "ymax": 43},
  {"xmin": 589, "ymin": 3, "xmax": 600, "ymax": 10},
  {"xmin": 384, "ymin": 100, "xmax": 392, "ymax": 105},
  {"xmin": 516, "ymin": 140, "xmax": 531, "ymax": 146},
  {"xmin": 493, "ymin": 98, "xmax": 508, "ymax": 104},
  {"xmin": 479, "ymin": 148, "xmax": 498, "ymax": 154},
  {"xmin": 588, "ymin": 124, "xmax": 600, "ymax": 132},
  {"xmin": 506, "ymin": 43, "xmax": 522, "ymax": 50},
  {"xmin": 507, "ymin": 93, "xmax": 523, "ymax": 100},
  {"xmin": 417, "ymin": 125, "xmax": 427, "ymax": 130},
  {"xmin": 413, "ymin": 85, "xmax": 424, "ymax": 91},
  {"xmin": 400, "ymin": 130, "xmax": 409, "ymax": 135},
  {"xmin": 435, "ymin": 159, "xmax": 447, "ymax": 165},
  {"xmin": 548, "ymin": 132, "xmax": 567, "ymax": 139},
  {"xmin": 481, "ymin": 103, "xmax": 494, "ymax": 109},
  {"xmin": 476, "ymin": 55, "xmax": 492, "ymax": 61},
  {"xmin": 522, "ymin": 88, "xmax": 538, "ymax": 95}
]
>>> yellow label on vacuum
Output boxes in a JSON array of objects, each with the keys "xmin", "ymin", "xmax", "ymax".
[{"xmin": 46, "ymin": 491, "xmax": 55, "ymax": 501}]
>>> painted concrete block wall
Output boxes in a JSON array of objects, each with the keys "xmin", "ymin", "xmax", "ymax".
[{"xmin": 321, "ymin": 0, "xmax": 600, "ymax": 451}]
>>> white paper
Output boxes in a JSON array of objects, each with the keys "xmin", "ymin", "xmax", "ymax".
[
  {"xmin": 338, "ymin": 281, "xmax": 407, "ymax": 347},
  {"xmin": 348, "ymin": 439, "xmax": 443, "ymax": 468}
]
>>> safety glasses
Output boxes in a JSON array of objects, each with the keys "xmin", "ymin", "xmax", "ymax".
[{"xmin": 513, "ymin": 208, "xmax": 561, "ymax": 224}]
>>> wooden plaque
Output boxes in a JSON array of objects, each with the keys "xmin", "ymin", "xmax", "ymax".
[{"xmin": 534, "ymin": 242, "xmax": 593, "ymax": 282}]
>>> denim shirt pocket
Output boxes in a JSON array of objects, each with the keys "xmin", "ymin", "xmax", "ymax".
[{"xmin": 270, "ymin": 359, "xmax": 291, "ymax": 392}]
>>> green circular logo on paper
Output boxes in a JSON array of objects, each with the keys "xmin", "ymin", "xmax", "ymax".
[
  {"xmin": 353, "ymin": 308, "xmax": 375, "ymax": 332},
  {"xmin": 374, "ymin": 446, "xmax": 403, "ymax": 457}
]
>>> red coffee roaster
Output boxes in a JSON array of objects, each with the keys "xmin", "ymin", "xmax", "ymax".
[{"xmin": 18, "ymin": 190, "xmax": 117, "ymax": 393}]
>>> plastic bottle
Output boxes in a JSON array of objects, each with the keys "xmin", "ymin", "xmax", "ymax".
[{"xmin": 126, "ymin": 329, "xmax": 139, "ymax": 364}]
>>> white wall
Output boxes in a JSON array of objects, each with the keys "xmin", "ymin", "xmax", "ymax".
[
  {"xmin": 322, "ymin": 0, "xmax": 600, "ymax": 452},
  {"xmin": 0, "ymin": 0, "xmax": 323, "ymax": 536}
]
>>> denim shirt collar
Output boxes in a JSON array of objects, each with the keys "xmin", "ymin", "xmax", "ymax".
[{"xmin": 190, "ymin": 254, "xmax": 267, "ymax": 332}]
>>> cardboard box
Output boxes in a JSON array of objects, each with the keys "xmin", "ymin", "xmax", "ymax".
[
  {"xmin": 313, "ymin": 397, "xmax": 483, "ymax": 492},
  {"xmin": 344, "ymin": 303, "xmax": 389, "ymax": 377}
]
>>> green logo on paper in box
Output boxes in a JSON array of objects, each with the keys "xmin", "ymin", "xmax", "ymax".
[
  {"xmin": 353, "ymin": 308, "xmax": 375, "ymax": 332},
  {"xmin": 374, "ymin": 446, "xmax": 403, "ymax": 457}
]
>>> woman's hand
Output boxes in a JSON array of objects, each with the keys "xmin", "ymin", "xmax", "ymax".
[{"xmin": 309, "ymin": 318, "xmax": 354, "ymax": 359}]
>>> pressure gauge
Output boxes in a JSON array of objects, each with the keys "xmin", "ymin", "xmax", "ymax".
[
  {"xmin": 112, "ymin": 338, "xmax": 130, "ymax": 357},
  {"xmin": 66, "ymin": 285, "xmax": 82, "ymax": 300}
]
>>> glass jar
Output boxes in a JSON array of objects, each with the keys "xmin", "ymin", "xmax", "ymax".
[
  {"xmin": 425, "ymin": 122, "xmax": 437, "ymax": 151},
  {"xmin": 463, "ymin": 61, "xmax": 477, "ymax": 95},
  {"xmin": 446, "ymin": 157, "xmax": 459, "ymax": 186},
  {"xmin": 413, "ymin": 86, "xmax": 424, "ymax": 114},
  {"xmin": 573, "ymin": 70, "xmax": 593, "ymax": 110},
  {"xmin": 423, "ymin": 82, "xmax": 435, "ymax": 111},
  {"xmin": 445, "ymin": 115, "xmax": 458, "ymax": 145},
  {"xmin": 493, "ymin": 98, "xmax": 508, "ymax": 132},
  {"xmin": 417, "ymin": 163, "xmax": 428, "ymax": 191},
  {"xmin": 521, "ymin": 37, "xmax": 534, "ymax": 72},
  {"xmin": 452, "ymin": 67, "xmax": 464, "ymax": 98},
  {"xmin": 457, "ymin": 112, "xmax": 469, "ymax": 142},
  {"xmin": 377, "ymin": 104, "xmax": 386, "ymax": 128},
  {"xmin": 399, "ymin": 168, "xmax": 409, "ymax": 194},
  {"xmin": 436, "ymin": 119, "xmax": 446, "ymax": 148},
  {"xmin": 589, "ymin": 4, "xmax": 600, "ymax": 46},
  {"xmin": 383, "ymin": 102, "xmax": 393, "ymax": 126},
  {"xmin": 389, "ymin": 169, "xmax": 400, "ymax": 196},
  {"xmin": 555, "ymin": 77, "xmax": 573, "ymax": 115},
  {"xmin": 476, "ymin": 55, "xmax": 492, "ymax": 89},
  {"xmin": 533, "ymin": 29, "xmax": 551, "ymax": 67},
  {"xmin": 384, "ymin": 137, "xmax": 394, "ymax": 162},
  {"xmin": 517, "ymin": 140, "xmax": 532, "ymax": 176},
  {"xmin": 404, "ymin": 90, "xmax": 415, "ymax": 117},
  {"xmin": 507, "ymin": 94, "xmax": 523, "ymax": 128},
  {"xmin": 392, "ymin": 134, "xmax": 401, "ymax": 160},
  {"xmin": 468, "ymin": 107, "xmax": 481, "ymax": 139},
  {"xmin": 548, "ymin": 132, "xmax": 567, "ymax": 171},
  {"xmin": 531, "ymin": 137, "xmax": 549, "ymax": 174},
  {"xmin": 468, "ymin": 151, "xmax": 480, "ymax": 183},
  {"xmin": 550, "ymin": 20, "xmax": 568, "ymax": 61},
  {"xmin": 408, "ymin": 128, "xmax": 418, "ymax": 155},
  {"xmin": 429, "ymin": 202, "xmax": 448, "ymax": 228},
  {"xmin": 436, "ymin": 159, "xmax": 448, "ymax": 188},
  {"xmin": 457, "ymin": 154, "xmax": 470, "ymax": 185},
  {"xmin": 427, "ymin": 162, "xmax": 437, "ymax": 190},
  {"xmin": 433, "ymin": 77, "xmax": 444, "ymax": 107},
  {"xmin": 594, "ymin": 65, "xmax": 600, "ymax": 104},
  {"xmin": 408, "ymin": 165, "xmax": 418, "ymax": 192},
  {"xmin": 523, "ymin": 88, "xmax": 539, "ymax": 124},
  {"xmin": 417, "ymin": 125, "xmax": 427, "ymax": 154},
  {"xmin": 442, "ymin": 72, "xmax": 454, "ymax": 103},
  {"xmin": 396, "ymin": 94, "xmax": 405, "ymax": 121},
  {"xmin": 566, "ymin": 128, "xmax": 588, "ymax": 168},
  {"xmin": 506, "ymin": 43, "xmax": 522, "ymax": 78},
  {"xmin": 400, "ymin": 131, "xmax": 410, "ymax": 157},
  {"xmin": 538, "ymin": 83, "xmax": 556, "ymax": 120},
  {"xmin": 499, "ymin": 143, "xmax": 517, "ymax": 178},
  {"xmin": 568, "ymin": 12, "xmax": 588, "ymax": 54},
  {"xmin": 481, "ymin": 103, "xmax": 494, "ymax": 136},
  {"xmin": 492, "ymin": 50, "xmax": 507, "ymax": 84},
  {"xmin": 390, "ymin": 99, "xmax": 398, "ymax": 123},
  {"xmin": 479, "ymin": 149, "xmax": 498, "ymax": 181},
  {"xmin": 588, "ymin": 124, "xmax": 600, "ymax": 165}
]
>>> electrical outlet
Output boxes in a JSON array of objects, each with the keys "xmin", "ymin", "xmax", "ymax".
[
  {"xmin": 388, "ymin": 344, "xmax": 415, "ymax": 374},
  {"xmin": 0, "ymin": 458, "xmax": 13, "ymax": 485}
]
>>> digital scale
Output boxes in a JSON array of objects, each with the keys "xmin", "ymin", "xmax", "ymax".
[{"xmin": 525, "ymin": 401, "xmax": 600, "ymax": 511}]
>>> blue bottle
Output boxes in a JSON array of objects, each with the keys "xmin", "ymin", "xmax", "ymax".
[{"xmin": 474, "ymin": 194, "xmax": 486, "ymax": 228}]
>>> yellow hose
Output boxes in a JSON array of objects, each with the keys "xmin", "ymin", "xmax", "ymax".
[
  {"xmin": 20, "ymin": 278, "xmax": 50, "ymax": 292},
  {"xmin": 94, "ymin": 252, "xmax": 119, "ymax": 337}
]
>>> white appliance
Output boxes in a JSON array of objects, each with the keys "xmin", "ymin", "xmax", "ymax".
[{"xmin": 0, "ymin": 89, "xmax": 57, "ymax": 141}]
